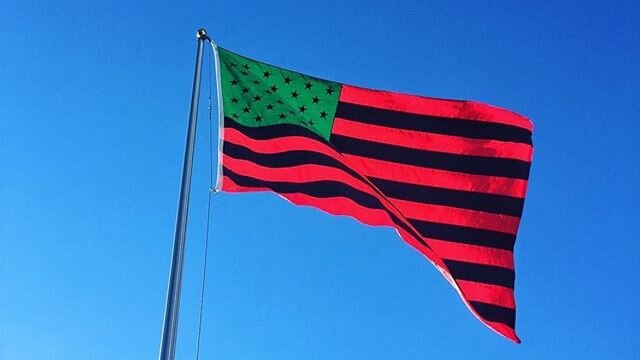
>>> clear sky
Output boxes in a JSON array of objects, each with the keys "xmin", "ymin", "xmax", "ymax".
[{"xmin": 1, "ymin": 1, "xmax": 638, "ymax": 359}]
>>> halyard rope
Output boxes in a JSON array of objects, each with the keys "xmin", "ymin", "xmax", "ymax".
[{"xmin": 195, "ymin": 39, "xmax": 217, "ymax": 360}]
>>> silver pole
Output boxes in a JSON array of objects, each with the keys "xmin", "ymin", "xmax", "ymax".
[{"xmin": 158, "ymin": 28, "xmax": 209, "ymax": 360}]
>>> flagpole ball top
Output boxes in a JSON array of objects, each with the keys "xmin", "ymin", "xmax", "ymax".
[{"xmin": 196, "ymin": 28, "xmax": 208, "ymax": 39}]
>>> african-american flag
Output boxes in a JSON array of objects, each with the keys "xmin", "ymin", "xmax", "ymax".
[{"xmin": 214, "ymin": 46, "xmax": 533, "ymax": 343}]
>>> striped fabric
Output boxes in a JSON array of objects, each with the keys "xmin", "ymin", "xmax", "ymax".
[{"xmin": 216, "ymin": 47, "xmax": 533, "ymax": 343}]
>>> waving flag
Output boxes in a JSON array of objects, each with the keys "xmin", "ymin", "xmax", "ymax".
[{"xmin": 214, "ymin": 45, "xmax": 533, "ymax": 343}]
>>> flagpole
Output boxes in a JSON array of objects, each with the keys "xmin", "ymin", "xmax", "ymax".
[{"xmin": 158, "ymin": 28, "xmax": 209, "ymax": 360}]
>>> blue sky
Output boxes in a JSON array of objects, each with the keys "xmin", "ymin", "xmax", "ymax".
[{"xmin": 1, "ymin": 1, "xmax": 639, "ymax": 359}]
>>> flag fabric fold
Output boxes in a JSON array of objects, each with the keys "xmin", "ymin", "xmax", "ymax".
[{"xmin": 213, "ymin": 45, "xmax": 533, "ymax": 343}]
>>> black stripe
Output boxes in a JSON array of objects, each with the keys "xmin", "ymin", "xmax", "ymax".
[
  {"xmin": 410, "ymin": 219, "xmax": 516, "ymax": 251},
  {"xmin": 331, "ymin": 134, "xmax": 531, "ymax": 180},
  {"xmin": 225, "ymin": 116, "xmax": 328, "ymax": 143},
  {"xmin": 224, "ymin": 142, "xmax": 365, "ymax": 185},
  {"xmin": 335, "ymin": 101, "xmax": 532, "ymax": 145},
  {"xmin": 444, "ymin": 259, "xmax": 514, "ymax": 288},
  {"xmin": 470, "ymin": 301, "xmax": 516, "ymax": 327},
  {"xmin": 222, "ymin": 159, "xmax": 429, "ymax": 250},
  {"xmin": 371, "ymin": 177, "xmax": 525, "ymax": 217}
]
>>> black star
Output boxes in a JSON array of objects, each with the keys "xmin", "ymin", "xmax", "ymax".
[
  {"xmin": 326, "ymin": 87, "xmax": 334, "ymax": 95},
  {"xmin": 243, "ymin": 64, "xmax": 250, "ymax": 70},
  {"xmin": 263, "ymin": 71, "xmax": 271, "ymax": 78},
  {"xmin": 231, "ymin": 79, "xmax": 238, "ymax": 86},
  {"xmin": 232, "ymin": 113, "xmax": 239, "ymax": 119},
  {"xmin": 304, "ymin": 82, "xmax": 313, "ymax": 90},
  {"xmin": 254, "ymin": 115, "xmax": 262, "ymax": 122},
  {"xmin": 227, "ymin": 62, "xmax": 237, "ymax": 68},
  {"xmin": 253, "ymin": 95, "xmax": 262, "ymax": 102},
  {"xmin": 299, "ymin": 105, "xmax": 307, "ymax": 113},
  {"xmin": 253, "ymin": 80, "xmax": 260, "ymax": 85},
  {"xmin": 312, "ymin": 96, "xmax": 320, "ymax": 104},
  {"xmin": 266, "ymin": 104, "xmax": 274, "ymax": 110},
  {"xmin": 291, "ymin": 90, "xmax": 299, "ymax": 98},
  {"xmin": 243, "ymin": 106, "xmax": 251, "ymax": 113},
  {"xmin": 241, "ymin": 70, "xmax": 249, "ymax": 76},
  {"xmin": 231, "ymin": 97, "xmax": 239, "ymax": 104},
  {"xmin": 242, "ymin": 87, "xmax": 249, "ymax": 94},
  {"xmin": 309, "ymin": 119, "xmax": 315, "ymax": 125},
  {"xmin": 270, "ymin": 85, "xmax": 278, "ymax": 93},
  {"xmin": 284, "ymin": 76, "xmax": 292, "ymax": 84},
  {"xmin": 320, "ymin": 111, "xmax": 327, "ymax": 118},
  {"xmin": 279, "ymin": 113, "xmax": 287, "ymax": 119}
]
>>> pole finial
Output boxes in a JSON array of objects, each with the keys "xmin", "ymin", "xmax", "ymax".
[{"xmin": 196, "ymin": 28, "xmax": 208, "ymax": 40}]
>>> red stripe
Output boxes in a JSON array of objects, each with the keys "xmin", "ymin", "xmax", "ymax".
[
  {"xmin": 391, "ymin": 198, "xmax": 521, "ymax": 235},
  {"xmin": 341, "ymin": 154, "xmax": 528, "ymax": 198},
  {"xmin": 333, "ymin": 117, "xmax": 533, "ymax": 162},
  {"xmin": 456, "ymin": 280, "xmax": 516, "ymax": 309},
  {"xmin": 225, "ymin": 127, "xmax": 332, "ymax": 155},
  {"xmin": 339, "ymin": 84, "xmax": 533, "ymax": 131},
  {"xmin": 483, "ymin": 321, "xmax": 520, "ymax": 343},
  {"xmin": 428, "ymin": 239, "xmax": 514, "ymax": 270},
  {"xmin": 222, "ymin": 175, "xmax": 270, "ymax": 193}
]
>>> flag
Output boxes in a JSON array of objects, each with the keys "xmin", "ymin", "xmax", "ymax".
[{"xmin": 214, "ymin": 45, "xmax": 533, "ymax": 343}]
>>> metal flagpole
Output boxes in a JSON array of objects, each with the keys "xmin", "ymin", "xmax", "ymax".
[{"xmin": 158, "ymin": 28, "xmax": 209, "ymax": 360}]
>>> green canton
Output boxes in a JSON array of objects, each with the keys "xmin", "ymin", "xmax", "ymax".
[{"xmin": 218, "ymin": 47, "xmax": 341, "ymax": 141}]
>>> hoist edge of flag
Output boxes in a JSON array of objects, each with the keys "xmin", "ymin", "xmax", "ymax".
[{"xmin": 212, "ymin": 41, "xmax": 225, "ymax": 193}]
